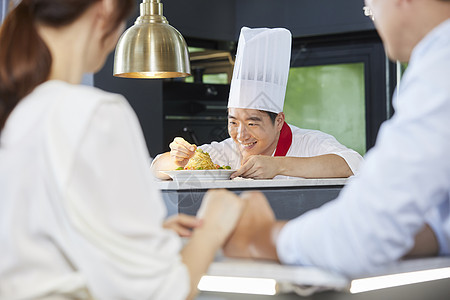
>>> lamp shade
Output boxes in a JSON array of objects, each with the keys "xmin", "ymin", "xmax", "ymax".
[{"xmin": 113, "ymin": 0, "xmax": 191, "ymax": 79}]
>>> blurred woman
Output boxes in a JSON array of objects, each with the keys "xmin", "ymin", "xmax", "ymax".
[{"xmin": 0, "ymin": 1, "xmax": 243, "ymax": 299}]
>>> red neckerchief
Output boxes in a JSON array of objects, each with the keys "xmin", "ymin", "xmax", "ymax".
[{"xmin": 274, "ymin": 122, "xmax": 292, "ymax": 157}]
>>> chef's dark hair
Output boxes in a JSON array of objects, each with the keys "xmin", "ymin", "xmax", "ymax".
[
  {"xmin": 260, "ymin": 110, "xmax": 278, "ymax": 125},
  {"xmin": 0, "ymin": 0, "xmax": 134, "ymax": 131}
]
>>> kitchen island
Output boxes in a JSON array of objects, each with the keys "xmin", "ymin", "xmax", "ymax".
[
  {"xmin": 196, "ymin": 256, "xmax": 450, "ymax": 299},
  {"xmin": 157, "ymin": 177, "xmax": 349, "ymax": 220},
  {"xmin": 196, "ymin": 277, "xmax": 450, "ymax": 300}
]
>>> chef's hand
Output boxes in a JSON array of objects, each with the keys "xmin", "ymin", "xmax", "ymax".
[
  {"xmin": 169, "ymin": 137, "xmax": 197, "ymax": 167},
  {"xmin": 163, "ymin": 213, "xmax": 203, "ymax": 237},
  {"xmin": 223, "ymin": 191, "xmax": 282, "ymax": 261},
  {"xmin": 231, "ymin": 155, "xmax": 281, "ymax": 179}
]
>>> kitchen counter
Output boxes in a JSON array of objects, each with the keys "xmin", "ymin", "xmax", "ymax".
[
  {"xmin": 158, "ymin": 177, "xmax": 348, "ymax": 190},
  {"xmin": 197, "ymin": 256, "xmax": 450, "ymax": 300},
  {"xmin": 158, "ymin": 177, "xmax": 349, "ymax": 219},
  {"xmin": 197, "ymin": 277, "xmax": 450, "ymax": 300}
]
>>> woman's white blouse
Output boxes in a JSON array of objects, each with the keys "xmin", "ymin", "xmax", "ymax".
[{"xmin": 0, "ymin": 81, "xmax": 189, "ymax": 299}]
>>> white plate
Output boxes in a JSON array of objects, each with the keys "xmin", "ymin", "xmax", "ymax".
[{"xmin": 161, "ymin": 169, "xmax": 236, "ymax": 181}]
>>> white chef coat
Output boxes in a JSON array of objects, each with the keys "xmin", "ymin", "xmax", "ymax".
[
  {"xmin": 199, "ymin": 124, "xmax": 363, "ymax": 177},
  {"xmin": 277, "ymin": 19, "xmax": 450, "ymax": 277},
  {"xmin": 0, "ymin": 81, "xmax": 189, "ymax": 299}
]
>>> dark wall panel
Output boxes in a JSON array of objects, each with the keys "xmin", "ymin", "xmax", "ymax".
[
  {"xmin": 163, "ymin": 0, "xmax": 236, "ymax": 42},
  {"xmin": 162, "ymin": 0, "xmax": 374, "ymax": 42},
  {"xmin": 236, "ymin": 0, "xmax": 374, "ymax": 39}
]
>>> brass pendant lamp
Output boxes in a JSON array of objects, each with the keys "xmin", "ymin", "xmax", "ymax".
[{"xmin": 113, "ymin": 0, "xmax": 191, "ymax": 79}]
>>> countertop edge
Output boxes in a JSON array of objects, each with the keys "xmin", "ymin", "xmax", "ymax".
[{"xmin": 157, "ymin": 177, "xmax": 349, "ymax": 190}]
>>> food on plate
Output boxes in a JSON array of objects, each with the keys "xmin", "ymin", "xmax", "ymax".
[
  {"xmin": 185, "ymin": 148, "xmax": 216, "ymax": 170},
  {"xmin": 176, "ymin": 148, "xmax": 231, "ymax": 170}
]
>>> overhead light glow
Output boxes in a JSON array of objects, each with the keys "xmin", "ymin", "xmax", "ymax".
[
  {"xmin": 350, "ymin": 267, "xmax": 450, "ymax": 293},
  {"xmin": 198, "ymin": 275, "xmax": 277, "ymax": 295}
]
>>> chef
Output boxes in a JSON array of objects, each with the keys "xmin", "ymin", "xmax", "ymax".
[{"xmin": 153, "ymin": 27, "xmax": 363, "ymax": 179}]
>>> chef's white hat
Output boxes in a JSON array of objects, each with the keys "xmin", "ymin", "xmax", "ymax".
[{"xmin": 228, "ymin": 27, "xmax": 292, "ymax": 114}]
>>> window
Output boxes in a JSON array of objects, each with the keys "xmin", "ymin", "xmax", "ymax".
[
  {"xmin": 285, "ymin": 63, "xmax": 366, "ymax": 155},
  {"xmin": 285, "ymin": 31, "xmax": 397, "ymax": 154}
]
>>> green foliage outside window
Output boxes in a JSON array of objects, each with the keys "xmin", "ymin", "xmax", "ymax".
[{"xmin": 284, "ymin": 63, "xmax": 366, "ymax": 156}]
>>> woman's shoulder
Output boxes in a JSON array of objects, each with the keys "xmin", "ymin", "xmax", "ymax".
[
  {"xmin": 35, "ymin": 80, "xmax": 126, "ymax": 105},
  {"xmin": 28, "ymin": 80, "xmax": 130, "ymax": 123},
  {"xmin": 27, "ymin": 80, "xmax": 133, "ymax": 138},
  {"xmin": 2, "ymin": 81, "xmax": 131, "ymax": 148}
]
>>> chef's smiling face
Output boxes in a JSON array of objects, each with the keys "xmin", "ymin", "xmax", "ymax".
[{"xmin": 228, "ymin": 108, "xmax": 284, "ymax": 161}]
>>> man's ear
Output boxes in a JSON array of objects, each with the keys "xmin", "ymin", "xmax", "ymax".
[{"xmin": 276, "ymin": 112, "xmax": 285, "ymax": 130}]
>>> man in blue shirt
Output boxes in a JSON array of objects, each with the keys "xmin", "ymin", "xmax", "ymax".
[{"xmin": 224, "ymin": 0, "xmax": 450, "ymax": 277}]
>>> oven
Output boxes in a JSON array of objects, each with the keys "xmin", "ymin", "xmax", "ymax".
[{"xmin": 162, "ymin": 82, "xmax": 230, "ymax": 151}]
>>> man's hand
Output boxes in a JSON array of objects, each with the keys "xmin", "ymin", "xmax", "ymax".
[
  {"xmin": 231, "ymin": 155, "xmax": 282, "ymax": 179},
  {"xmin": 163, "ymin": 213, "xmax": 202, "ymax": 237},
  {"xmin": 405, "ymin": 224, "xmax": 439, "ymax": 257},
  {"xmin": 223, "ymin": 191, "xmax": 283, "ymax": 260},
  {"xmin": 169, "ymin": 137, "xmax": 197, "ymax": 167}
]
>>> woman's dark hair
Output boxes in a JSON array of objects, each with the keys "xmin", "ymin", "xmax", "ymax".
[{"xmin": 0, "ymin": 0, "xmax": 134, "ymax": 131}]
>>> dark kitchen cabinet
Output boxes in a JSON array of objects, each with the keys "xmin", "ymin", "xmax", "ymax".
[
  {"xmin": 235, "ymin": 0, "xmax": 374, "ymax": 38},
  {"xmin": 163, "ymin": 0, "xmax": 374, "ymax": 41},
  {"xmin": 163, "ymin": 0, "xmax": 236, "ymax": 42}
]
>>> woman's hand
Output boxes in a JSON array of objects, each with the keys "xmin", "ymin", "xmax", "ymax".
[
  {"xmin": 180, "ymin": 189, "xmax": 245, "ymax": 300},
  {"xmin": 196, "ymin": 189, "xmax": 245, "ymax": 247},
  {"xmin": 163, "ymin": 213, "xmax": 203, "ymax": 237},
  {"xmin": 169, "ymin": 137, "xmax": 197, "ymax": 167}
]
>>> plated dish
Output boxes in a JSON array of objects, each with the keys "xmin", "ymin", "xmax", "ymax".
[{"xmin": 161, "ymin": 169, "xmax": 236, "ymax": 181}]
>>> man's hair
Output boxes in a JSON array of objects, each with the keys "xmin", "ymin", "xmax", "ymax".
[{"xmin": 260, "ymin": 110, "xmax": 278, "ymax": 124}]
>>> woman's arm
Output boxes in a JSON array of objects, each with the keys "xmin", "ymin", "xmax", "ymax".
[{"xmin": 181, "ymin": 189, "xmax": 244, "ymax": 300}]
